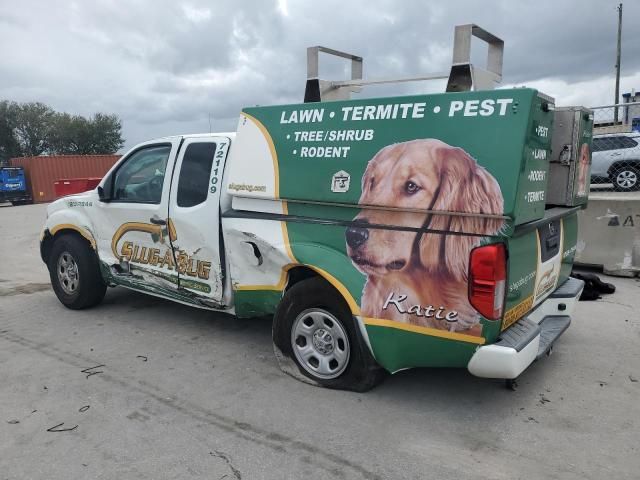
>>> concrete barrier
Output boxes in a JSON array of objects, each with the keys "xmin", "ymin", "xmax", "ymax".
[{"xmin": 575, "ymin": 191, "xmax": 640, "ymax": 277}]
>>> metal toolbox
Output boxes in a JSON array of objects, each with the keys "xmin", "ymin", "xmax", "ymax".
[{"xmin": 547, "ymin": 107, "xmax": 594, "ymax": 207}]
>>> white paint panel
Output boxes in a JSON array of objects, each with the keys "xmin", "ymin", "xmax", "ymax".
[
  {"xmin": 533, "ymin": 221, "xmax": 564, "ymax": 307},
  {"xmin": 168, "ymin": 137, "xmax": 230, "ymax": 303},
  {"xmin": 222, "ymin": 217, "xmax": 291, "ymax": 288},
  {"xmin": 225, "ymin": 114, "xmax": 277, "ymax": 200}
]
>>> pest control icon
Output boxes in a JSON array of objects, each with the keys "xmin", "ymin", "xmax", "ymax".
[{"xmin": 331, "ymin": 170, "xmax": 351, "ymax": 193}]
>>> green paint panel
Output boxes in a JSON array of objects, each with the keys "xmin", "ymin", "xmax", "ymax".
[
  {"xmin": 505, "ymin": 232, "xmax": 539, "ymax": 312},
  {"xmin": 365, "ymin": 325, "xmax": 478, "ymax": 371},
  {"xmin": 513, "ymin": 94, "xmax": 554, "ymax": 223},
  {"xmin": 234, "ymin": 289, "xmax": 282, "ymax": 318},
  {"xmin": 285, "ymin": 220, "xmax": 366, "ymax": 304},
  {"xmin": 560, "ymin": 213, "xmax": 578, "ymax": 281}
]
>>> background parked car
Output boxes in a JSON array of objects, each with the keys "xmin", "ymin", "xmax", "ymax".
[{"xmin": 591, "ymin": 133, "xmax": 640, "ymax": 191}]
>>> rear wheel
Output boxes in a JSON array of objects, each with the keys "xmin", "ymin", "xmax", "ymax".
[
  {"xmin": 611, "ymin": 165, "xmax": 640, "ymax": 192},
  {"xmin": 48, "ymin": 234, "xmax": 107, "ymax": 309},
  {"xmin": 273, "ymin": 277, "xmax": 386, "ymax": 391},
  {"xmin": 291, "ymin": 308, "xmax": 351, "ymax": 380}
]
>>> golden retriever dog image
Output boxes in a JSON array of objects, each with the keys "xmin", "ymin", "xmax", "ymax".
[
  {"xmin": 345, "ymin": 139, "xmax": 504, "ymax": 335},
  {"xmin": 576, "ymin": 143, "xmax": 590, "ymax": 197}
]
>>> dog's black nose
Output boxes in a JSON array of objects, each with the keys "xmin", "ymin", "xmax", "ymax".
[{"xmin": 346, "ymin": 226, "xmax": 369, "ymax": 249}]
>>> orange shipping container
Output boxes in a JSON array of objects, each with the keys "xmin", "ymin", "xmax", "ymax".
[{"xmin": 9, "ymin": 155, "xmax": 120, "ymax": 203}]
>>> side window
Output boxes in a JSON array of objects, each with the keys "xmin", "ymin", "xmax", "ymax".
[
  {"xmin": 112, "ymin": 145, "xmax": 171, "ymax": 204},
  {"xmin": 619, "ymin": 137, "xmax": 638, "ymax": 148},
  {"xmin": 610, "ymin": 137, "xmax": 626, "ymax": 149},
  {"xmin": 594, "ymin": 137, "xmax": 623, "ymax": 152},
  {"xmin": 177, "ymin": 142, "xmax": 216, "ymax": 207},
  {"xmin": 592, "ymin": 138, "xmax": 606, "ymax": 152}
]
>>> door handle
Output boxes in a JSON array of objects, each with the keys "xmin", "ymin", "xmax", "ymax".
[
  {"xmin": 611, "ymin": 152, "xmax": 622, "ymax": 156},
  {"xmin": 149, "ymin": 217, "xmax": 166, "ymax": 225}
]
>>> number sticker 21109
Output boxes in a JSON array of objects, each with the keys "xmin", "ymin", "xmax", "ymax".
[{"xmin": 210, "ymin": 142, "xmax": 228, "ymax": 194}]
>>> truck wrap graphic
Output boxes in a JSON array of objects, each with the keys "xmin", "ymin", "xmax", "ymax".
[
  {"xmin": 346, "ymin": 139, "xmax": 505, "ymax": 337},
  {"xmin": 110, "ymin": 219, "xmax": 214, "ymax": 293},
  {"xmin": 229, "ymin": 89, "xmax": 553, "ymax": 225},
  {"xmin": 576, "ymin": 143, "xmax": 590, "ymax": 198},
  {"xmin": 223, "ymin": 88, "xmax": 578, "ymax": 371}
]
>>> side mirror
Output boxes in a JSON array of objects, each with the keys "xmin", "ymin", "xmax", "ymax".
[
  {"xmin": 97, "ymin": 173, "xmax": 114, "ymax": 202},
  {"xmin": 97, "ymin": 185, "xmax": 110, "ymax": 202}
]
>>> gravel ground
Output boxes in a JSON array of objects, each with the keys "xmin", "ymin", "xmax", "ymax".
[{"xmin": 1, "ymin": 203, "xmax": 639, "ymax": 480}]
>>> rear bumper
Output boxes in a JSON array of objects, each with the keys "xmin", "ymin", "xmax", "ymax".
[{"xmin": 468, "ymin": 277, "xmax": 584, "ymax": 379}]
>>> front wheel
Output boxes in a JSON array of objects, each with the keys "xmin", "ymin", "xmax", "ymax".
[
  {"xmin": 272, "ymin": 277, "xmax": 385, "ymax": 391},
  {"xmin": 611, "ymin": 165, "xmax": 640, "ymax": 192},
  {"xmin": 48, "ymin": 234, "xmax": 107, "ymax": 309}
]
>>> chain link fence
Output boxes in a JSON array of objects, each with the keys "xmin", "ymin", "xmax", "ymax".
[{"xmin": 590, "ymin": 102, "xmax": 640, "ymax": 192}]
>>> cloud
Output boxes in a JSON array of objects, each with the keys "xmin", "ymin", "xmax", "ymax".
[
  {"xmin": 277, "ymin": 0, "xmax": 289, "ymax": 17},
  {"xmin": 1, "ymin": 0, "xmax": 639, "ymax": 150},
  {"xmin": 507, "ymin": 71, "xmax": 640, "ymax": 108},
  {"xmin": 182, "ymin": 4, "xmax": 212, "ymax": 23}
]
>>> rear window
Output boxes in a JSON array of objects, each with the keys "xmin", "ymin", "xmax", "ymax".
[
  {"xmin": 177, "ymin": 142, "xmax": 216, "ymax": 207},
  {"xmin": 593, "ymin": 136, "xmax": 638, "ymax": 152},
  {"xmin": 592, "ymin": 138, "xmax": 605, "ymax": 152}
]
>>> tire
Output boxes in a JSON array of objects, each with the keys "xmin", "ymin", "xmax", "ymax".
[
  {"xmin": 47, "ymin": 233, "xmax": 107, "ymax": 309},
  {"xmin": 272, "ymin": 277, "xmax": 386, "ymax": 392},
  {"xmin": 611, "ymin": 165, "xmax": 640, "ymax": 192}
]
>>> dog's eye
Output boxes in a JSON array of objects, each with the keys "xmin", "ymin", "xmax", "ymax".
[{"xmin": 404, "ymin": 181, "xmax": 420, "ymax": 195}]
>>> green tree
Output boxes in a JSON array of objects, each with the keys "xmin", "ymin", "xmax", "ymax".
[
  {"xmin": 0, "ymin": 101, "xmax": 22, "ymax": 164},
  {"xmin": 0, "ymin": 100, "xmax": 125, "ymax": 158},
  {"xmin": 47, "ymin": 113, "xmax": 87, "ymax": 154},
  {"xmin": 48, "ymin": 112, "xmax": 124, "ymax": 155},
  {"xmin": 88, "ymin": 113, "xmax": 124, "ymax": 154},
  {"xmin": 13, "ymin": 102, "xmax": 54, "ymax": 156}
]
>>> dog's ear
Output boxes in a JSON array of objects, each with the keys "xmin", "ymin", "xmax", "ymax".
[{"xmin": 419, "ymin": 146, "xmax": 504, "ymax": 280}]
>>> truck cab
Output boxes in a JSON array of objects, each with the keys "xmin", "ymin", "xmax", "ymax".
[{"xmin": 91, "ymin": 134, "xmax": 234, "ymax": 309}]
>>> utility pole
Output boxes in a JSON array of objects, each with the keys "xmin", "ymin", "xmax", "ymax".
[{"xmin": 614, "ymin": 3, "xmax": 622, "ymax": 124}]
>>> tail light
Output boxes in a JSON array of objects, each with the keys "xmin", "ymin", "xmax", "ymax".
[{"xmin": 469, "ymin": 243, "xmax": 506, "ymax": 320}]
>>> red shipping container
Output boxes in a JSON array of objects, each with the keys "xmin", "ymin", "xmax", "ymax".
[
  {"xmin": 54, "ymin": 177, "xmax": 103, "ymax": 198},
  {"xmin": 9, "ymin": 155, "xmax": 120, "ymax": 203}
]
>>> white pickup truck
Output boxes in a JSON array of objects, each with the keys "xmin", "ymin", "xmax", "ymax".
[{"xmin": 40, "ymin": 85, "xmax": 587, "ymax": 391}]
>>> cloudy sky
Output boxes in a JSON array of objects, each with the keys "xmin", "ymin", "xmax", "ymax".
[{"xmin": 1, "ymin": 0, "xmax": 639, "ymax": 150}]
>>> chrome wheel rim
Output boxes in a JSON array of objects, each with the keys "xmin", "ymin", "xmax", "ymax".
[
  {"xmin": 291, "ymin": 309, "xmax": 350, "ymax": 380},
  {"xmin": 57, "ymin": 251, "xmax": 79, "ymax": 295},
  {"xmin": 616, "ymin": 170, "xmax": 637, "ymax": 189}
]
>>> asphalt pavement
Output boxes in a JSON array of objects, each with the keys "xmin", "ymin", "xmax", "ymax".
[{"xmin": 1, "ymin": 203, "xmax": 639, "ymax": 479}]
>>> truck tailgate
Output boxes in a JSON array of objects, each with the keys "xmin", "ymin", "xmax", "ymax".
[{"xmin": 503, "ymin": 207, "xmax": 579, "ymax": 330}]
